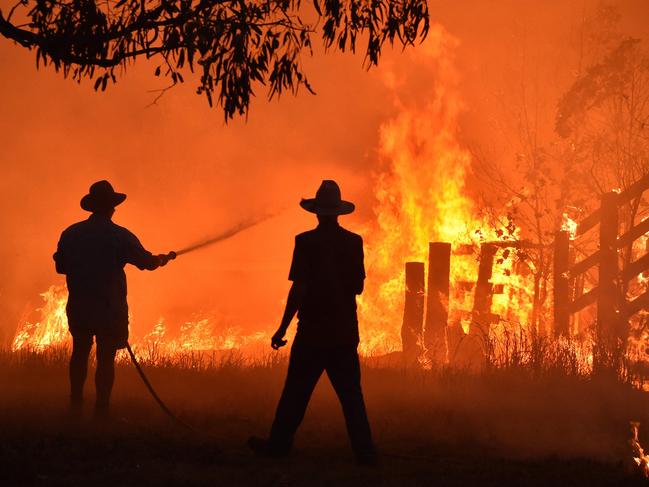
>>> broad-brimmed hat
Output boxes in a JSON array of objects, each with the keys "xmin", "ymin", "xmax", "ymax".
[
  {"xmin": 300, "ymin": 180, "xmax": 355, "ymax": 215},
  {"xmin": 80, "ymin": 180, "xmax": 127, "ymax": 212}
]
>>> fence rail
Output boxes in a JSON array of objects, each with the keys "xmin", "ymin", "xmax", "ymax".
[
  {"xmin": 554, "ymin": 175, "xmax": 649, "ymax": 342},
  {"xmin": 400, "ymin": 173, "xmax": 649, "ymax": 364}
]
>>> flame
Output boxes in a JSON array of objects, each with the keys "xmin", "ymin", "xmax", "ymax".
[
  {"xmin": 11, "ymin": 285, "xmax": 271, "ymax": 357},
  {"xmin": 630, "ymin": 422, "xmax": 649, "ymax": 477},
  {"xmin": 11, "ymin": 25, "xmax": 538, "ymax": 363},
  {"xmin": 19, "ymin": 25, "xmax": 649, "ymax": 371},
  {"xmin": 11, "ymin": 285, "xmax": 69, "ymax": 351},
  {"xmin": 358, "ymin": 25, "xmax": 535, "ymax": 357},
  {"xmin": 561, "ymin": 212, "xmax": 578, "ymax": 239},
  {"xmin": 625, "ymin": 221, "xmax": 649, "ymax": 367}
]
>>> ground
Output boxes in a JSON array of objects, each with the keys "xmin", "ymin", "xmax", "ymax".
[{"xmin": 1, "ymin": 349, "xmax": 648, "ymax": 486}]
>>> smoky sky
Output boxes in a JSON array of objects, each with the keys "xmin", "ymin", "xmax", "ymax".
[{"xmin": 1, "ymin": 0, "xmax": 648, "ymax": 344}]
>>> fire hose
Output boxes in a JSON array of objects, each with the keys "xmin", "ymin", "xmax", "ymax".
[
  {"xmin": 123, "ymin": 213, "xmax": 430, "ymax": 461},
  {"xmin": 124, "ymin": 214, "xmax": 274, "ymax": 432},
  {"xmin": 128, "ymin": 336, "xmax": 438, "ymax": 461},
  {"xmin": 126, "ymin": 343, "xmax": 196, "ymax": 432}
]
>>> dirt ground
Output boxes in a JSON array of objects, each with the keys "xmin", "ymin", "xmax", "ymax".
[{"xmin": 1, "ymin": 350, "xmax": 648, "ymax": 486}]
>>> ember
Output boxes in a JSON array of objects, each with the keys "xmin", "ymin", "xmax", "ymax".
[{"xmin": 630, "ymin": 422, "xmax": 649, "ymax": 477}]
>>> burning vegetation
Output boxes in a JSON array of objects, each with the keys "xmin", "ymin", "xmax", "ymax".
[
  {"xmin": 5, "ymin": 3, "xmax": 649, "ymax": 484},
  {"xmin": 11, "ymin": 26, "xmax": 539, "ymax": 365},
  {"xmin": 10, "ymin": 24, "xmax": 649, "ymax": 385}
]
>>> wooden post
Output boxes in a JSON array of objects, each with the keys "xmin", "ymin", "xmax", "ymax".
[
  {"xmin": 424, "ymin": 242, "xmax": 451, "ymax": 364},
  {"xmin": 402, "ymin": 262, "xmax": 425, "ymax": 359},
  {"xmin": 553, "ymin": 230, "xmax": 571, "ymax": 337},
  {"xmin": 573, "ymin": 272, "xmax": 585, "ymax": 334},
  {"xmin": 597, "ymin": 191, "xmax": 620, "ymax": 371},
  {"xmin": 471, "ymin": 243, "xmax": 498, "ymax": 336}
]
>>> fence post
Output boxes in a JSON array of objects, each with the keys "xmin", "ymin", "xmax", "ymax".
[
  {"xmin": 424, "ymin": 242, "xmax": 451, "ymax": 364},
  {"xmin": 402, "ymin": 262, "xmax": 425, "ymax": 360},
  {"xmin": 553, "ymin": 230, "xmax": 571, "ymax": 337},
  {"xmin": 471, "ymin": 243, "xmax": 498, "ymax": 336},
  {"xmin": 597, "ymin": 191, "xmax": 620, "ymax": 371}
]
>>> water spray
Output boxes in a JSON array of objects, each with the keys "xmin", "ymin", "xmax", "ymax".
[
  {"xmin": 128, "ymin": 211, "xmax": 276, "ymax": 426},
  {"xmin": 163, "ymin": 212, "xmax": 275, "ymax": 262}
]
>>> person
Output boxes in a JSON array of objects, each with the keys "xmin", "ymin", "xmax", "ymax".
[
  {"xmin": 248, "ymin": 180, "xmax": 376, "ymax": 465},
  {"xmin": 53, "ymin": 180, "xmax": 174, "ymax": 418}
]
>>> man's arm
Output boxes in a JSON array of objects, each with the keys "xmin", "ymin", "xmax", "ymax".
[
  {"xmin": 123, "ymin": 230, "xmax": 172, "ymax": 270},
  {"xmin": 272, "ymin": 235, "xmax": 307, "ymax": 349},
  {"xmin": 272, "ymin": 281, "xmax": 306, "ymax": 349}
]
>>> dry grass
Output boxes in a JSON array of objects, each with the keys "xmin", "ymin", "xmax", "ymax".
[{"xmin": 1, "ymin": 345, "xmax": 649, "ymax": 486}]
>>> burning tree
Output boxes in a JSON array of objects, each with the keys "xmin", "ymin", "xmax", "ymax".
[
  {"xmin": 463, "ymin": 4, "xmax": 649, "ymax": 377},
  {"xmin": 0, "ymin": 0, "xmax": 429, "ymax": 118},
  {"xmin": 556, "ymin": 36, "xmax": 649, "ymax": 373}
]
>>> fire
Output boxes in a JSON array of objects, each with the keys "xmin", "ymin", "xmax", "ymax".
[
  {"xmin": 139, "ymin": 318, "xmax": 269, "ymax": 355},
  {"xmin": 630, "ymin": 422, "xmax": 649, "ymax": 477},
  {"xmin": 11, "ymin": 284, "xmax": 271, "ymax": 357},
  {"xmin": 11, "ymin": 25, "xmax": 538, "ymax": 362},
  {"xmin": 626, "ymin": 224, "xmax": 649, "ymax": 367},
  {"xmin": 358, "ymin": 25, "xmax": 535, "ymax": 356},
  {"xmin": 561, "ymin": 212, "xmax": 578, "ymax": 239},
  {"xmin": 11, "ymin": 285, "xmax": 69, "ymax": 351}
]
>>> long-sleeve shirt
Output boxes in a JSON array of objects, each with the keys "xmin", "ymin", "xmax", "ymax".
[{"xmin": 53, "ymin": 214, "xmax": 161, "ymax": 338}]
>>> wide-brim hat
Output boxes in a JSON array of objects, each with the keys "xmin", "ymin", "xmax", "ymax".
[
  {"xmin": 300, "ymin": 180, "xmax": 355, "ymax": 215},
  {"xmin": 80, "ymin": 180, "xmax": 126, "ymax": 212}
]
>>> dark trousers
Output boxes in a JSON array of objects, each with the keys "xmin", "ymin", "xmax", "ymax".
[
  {"xmin": 270, "ymin": 341, "xmax": 375, "ymax": 456},
  {"xmin": 70, "ymin": 334, "xmax": 117, "ymax": 408}
]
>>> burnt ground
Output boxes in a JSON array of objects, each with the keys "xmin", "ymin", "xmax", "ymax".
[{"xmin": 1, "ymin": 351, "xmax": 649, "ymax": 486}]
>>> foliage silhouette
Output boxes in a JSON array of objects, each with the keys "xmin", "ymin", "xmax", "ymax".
[{"xmin": 0, "ymin": 0, "xmax": 429, "ymax": 119}]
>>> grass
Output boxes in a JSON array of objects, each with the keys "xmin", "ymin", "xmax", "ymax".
[{"xmin": 1, "ymin": 346, "xmax": 649, "ymax": 486}]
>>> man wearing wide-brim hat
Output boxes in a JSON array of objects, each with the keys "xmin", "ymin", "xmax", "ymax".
[
  {"xmin": 249, "ymin": 180, "xmax": 376, "ymax": 465},
  {"xmin": 54, "ymin": 180, "xmax": 175, "ymax": 418}
]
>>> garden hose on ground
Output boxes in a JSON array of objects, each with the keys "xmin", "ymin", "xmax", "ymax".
[{"xmin": 126, "ymin": 343, "xmax": 196, "ymax": 432}]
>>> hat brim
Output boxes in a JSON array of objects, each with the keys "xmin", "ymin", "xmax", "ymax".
[
  {"xmin": 80, "ymin": 192, "xmax": 127, "ymax": 212},
  {"xmin": 300, "ymin": 199, "xmax": 355, "ymax": 215}
]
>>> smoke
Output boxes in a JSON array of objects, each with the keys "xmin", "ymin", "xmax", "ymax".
[{"xmin": 1, "ymin": 0, "xmax": 648, "ymax": 345}]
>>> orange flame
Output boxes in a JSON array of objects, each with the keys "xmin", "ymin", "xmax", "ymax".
[
  {"xmin": 12, "ymin": 25, "xmax": 538, "ymax": 362},
  {"xmin": 358, "ymin": 25, "xmax": 534, "ymax": 356},
  {"xmin": 12, "ymin": 285, "xmax": 69, "ymax": 351},
  {"xmin": 630, "ymin": 422, "xmax": 649, "ymax": 477},
  {"xmin": 11, "ymin": 285, "xmax": 271, "ymax": 356}
]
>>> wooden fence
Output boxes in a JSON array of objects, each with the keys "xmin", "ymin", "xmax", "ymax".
[
  {"xmin": 402, "ymin": 172, "xmax": 649, "ymax": 366},
  {"xmin": 553, "ymin": 174, "xmax": 649, "ymax": 366}
]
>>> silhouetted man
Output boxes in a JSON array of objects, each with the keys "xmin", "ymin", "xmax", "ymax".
[
  {"xmin": 249, "ymin": 180, "xmax": 376, "ymax": 465},
  {"xmin": 54, "ymin": 180, "xmax": 174, "ymax": 417}
]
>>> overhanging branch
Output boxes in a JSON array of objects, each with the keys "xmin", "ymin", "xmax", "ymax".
[{"xmin": 0, "ymin": 10, "xmax": 38, "ymax": 48}]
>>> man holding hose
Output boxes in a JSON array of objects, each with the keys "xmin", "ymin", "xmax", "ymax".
[
  {"xmin": 54, "ymin": 180, "xmax": 174, "ymax": 419},
  {"xmin": 249, "ymin": 180, "xmax": 376, "ymax": 465}
]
